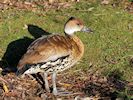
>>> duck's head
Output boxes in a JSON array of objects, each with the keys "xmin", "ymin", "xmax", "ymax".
[{"xmin": 64, "ymin": 17, "xmax": 93, "ymax": 36}]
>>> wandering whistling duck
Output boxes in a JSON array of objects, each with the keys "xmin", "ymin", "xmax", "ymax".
[{"xmin": 16, "ymin": 17, "xmax": 93, "ymax": 95}]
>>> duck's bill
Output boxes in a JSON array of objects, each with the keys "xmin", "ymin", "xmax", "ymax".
[{"xmin": 81, "ymin": 26, "xmax": 93, "ymax": 33}]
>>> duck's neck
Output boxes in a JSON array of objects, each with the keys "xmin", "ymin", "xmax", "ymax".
[{"xmin": 65, "ymin": 34, "xmax": 84, "ymax": 60}]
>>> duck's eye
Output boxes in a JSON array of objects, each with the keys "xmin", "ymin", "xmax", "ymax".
[{"xmin": 77, "ymin": 23, "xmax": 80, "ymax": 26}]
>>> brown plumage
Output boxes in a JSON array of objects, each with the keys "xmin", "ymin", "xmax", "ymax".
[
  {"xmin": 17, "ymin": 35, "xmax": 84, "ymax": 74},
  {"xmin": 16, "ymin": 17, "xmax": 92, "ymax": 95}
]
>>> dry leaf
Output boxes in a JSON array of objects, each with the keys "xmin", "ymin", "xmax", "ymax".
[{"xmin": 2, "ymin": 82, "xmax": 9, "ymax": 93}]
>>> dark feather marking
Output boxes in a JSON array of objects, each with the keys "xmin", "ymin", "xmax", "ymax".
[{"xmin": 16, "ymin": 55, "xmax": 69, "ymax": 75}]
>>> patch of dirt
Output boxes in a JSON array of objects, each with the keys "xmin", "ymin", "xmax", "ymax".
[
  {"xmin": 0, "ymin": 72, "xmax": 133, "ymax": 99},
  {"xmin": 0, "ymin": 73, "xmax": 80, "ymax": 99},
  {"xmin": 59, "ymin": 71, "xmax": 133, "ymax": 99}
]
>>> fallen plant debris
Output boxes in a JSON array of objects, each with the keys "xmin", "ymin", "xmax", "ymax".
[
  {"xmin": 125, "ymin": 2, "xmax": 133, "ymax": 13},
  {"xmin": 0, "ymin": 71, "xmax": 132, "ymax": 99},
  {"xmin": 0, "ymin": 0, "xmax": 133, "ymax": 14},
  {"xmin": 0, "ymin": 0, "xmax": 72, "ymax": 12},
  {"xmin": 0, "ymin": 73, "xmax": 39, "ymax": 99}
]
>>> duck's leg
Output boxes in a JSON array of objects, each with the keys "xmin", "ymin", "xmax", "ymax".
[
  {"xmin": 43, "ymin": 72, "xmax": 50, "ymax": 92},
  {"xmin": 52, "ymin": 71, "xmax": 58, "ymax": 95},
  {"xmin": 52, "ymin": 71, "xmax": 73, "ymax": 96}
]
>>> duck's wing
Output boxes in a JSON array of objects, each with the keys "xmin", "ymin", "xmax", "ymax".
[{"xmin": 17, "ymin": 35, "xmax": 72, "ymax": 70}]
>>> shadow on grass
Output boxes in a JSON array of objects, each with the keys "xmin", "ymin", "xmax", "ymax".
[
  {"xmin": 0, "ymin": 24, "xmax": 51, "ymax": 75},
  {"xmin": 82, "ymin": 70, "xmax": 128, "ymax": 99}
]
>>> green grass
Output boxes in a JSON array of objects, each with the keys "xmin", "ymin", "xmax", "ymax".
[
  {"xmin": 0, "ymin": 1, "xmax": 133, "ymax": 81},
  {"xmin": 0, "ymin": 1, "xmax": 133, "ymax": 98}
]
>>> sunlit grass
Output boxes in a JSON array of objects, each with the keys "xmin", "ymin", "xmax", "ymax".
[{"xmin": 0, "ymin": 1, "xmax": 133, "ymax": 81}]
